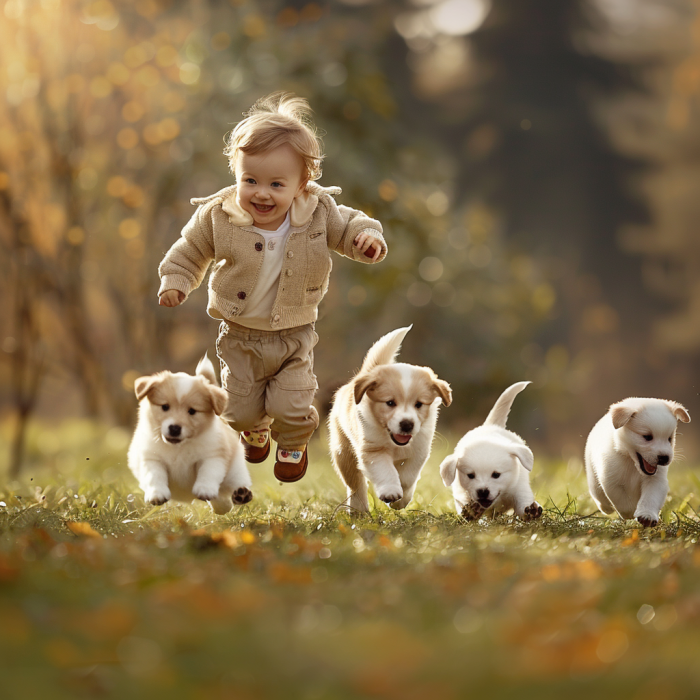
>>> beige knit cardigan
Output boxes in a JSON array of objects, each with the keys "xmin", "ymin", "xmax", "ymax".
[{"xmin": 158, "ymin": 181, "xmax": 387, "ymax": 329}]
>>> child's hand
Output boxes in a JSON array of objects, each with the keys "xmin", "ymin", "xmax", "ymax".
[
  {"xmin": 353, "ymin": 231, "xmax": 381, "ymax": 261},
  {"xmin": 159, "ymin": 290, "xmax": 185, "ymax": 307}
]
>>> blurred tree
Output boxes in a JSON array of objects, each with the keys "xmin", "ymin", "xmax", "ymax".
[{"xmin": 384, "ymin": 0, "xmax": 668, "ymax": 439}]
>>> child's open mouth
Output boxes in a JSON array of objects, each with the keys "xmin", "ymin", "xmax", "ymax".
[{"xmin": 253, "ymin": 203, "xmax": 274, "ymax": 213}]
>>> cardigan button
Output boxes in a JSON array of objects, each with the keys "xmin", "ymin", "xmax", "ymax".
[
  {"xmin": 255, "ymin": 242, "xmax": 263, "ymax": 252},
  {"xmin": 237, "ymin": 291, "xmax": 246, "ymax": 300},
  {"xmin": 273, "ymin": 314, "xmax": 280, "ymax": 322},
  {"xmin": 287, "ymin": 251, "xmax": 294, "ymax": 258},
  {"xmin": 286, "ymin": 269, "xmax": 293, "ymax": 276}
]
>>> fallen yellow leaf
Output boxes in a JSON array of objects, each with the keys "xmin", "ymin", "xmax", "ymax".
[{"xmin": 66, "ymin": 522, "xmax": 102, "ymax": 539}]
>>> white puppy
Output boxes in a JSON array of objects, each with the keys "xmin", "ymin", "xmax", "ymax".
[
  {"xmin": 585, "ymin": 397, "xmax": 690, "ymax": 527},
  {"xmin": 440, "ymin": 382, "xmax": 541, "ymax": 521},
  {"xmin": 329, "ymin": 326, "xmax": 452, "ymax": 512},
  {"xmin": 128, "ymin": 355, "xmax": 253, "ymax": 514}
]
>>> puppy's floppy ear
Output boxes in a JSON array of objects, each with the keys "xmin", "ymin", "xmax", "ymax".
[
  {"xmin": 207, "ymin": 385, "xmax": 229, "ymax": 416},
  {"xmin": 511, "ymin": 445, "xmax": 534, "ymax": 472},
  {"xmin": 666, "ymin": 401, "xmax": 691, "ymax": 424},
  {"xmin": 431, "ymin": 378, "xmax": 452, "ymax": 407},
  {"xmin": 610, "ymin": 402, "xmax": 635, "ymax": 429},
  {"xmin": 439, "ymin": 455, "xmax": 458, "ymax": 486},
  {"xmin": 134, "ymin": 375, "xmax": 162, "ymax": 401},
  {"xmin": 354, "ymin": 371, "xmax": 378, "ymax": 404}
]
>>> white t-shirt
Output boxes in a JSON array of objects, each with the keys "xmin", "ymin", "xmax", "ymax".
[{"xmin": 236, "ymin": 212, "xmax": 292, "ymax": 330}]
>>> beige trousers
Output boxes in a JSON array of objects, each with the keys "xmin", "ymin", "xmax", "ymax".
[{"xmin": 216, "ymin": 322, "xmax": 319, "ymax": 449}]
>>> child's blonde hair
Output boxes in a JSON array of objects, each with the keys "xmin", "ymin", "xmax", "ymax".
[{"xmin": 224, "ymin": 92, "xmax": 324, "ymax": 182}]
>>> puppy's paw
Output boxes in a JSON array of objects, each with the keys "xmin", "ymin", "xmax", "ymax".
[
  {"xmin": 523, "ymin": 502, "xmax": 543, "ymax": 520},
  {"xmin": 389, "ymin": 496, "xmax": 411, "ymax": 510},
  {"xmin": 145, "ymin": 488, "xmax": 170, "ymax": 506},
  {"xmin": 460, "ymin": 502, "xmax": 486, "ymax": 521},
  {"xmin": 232, "ymin": 486, "xmax": 253, "ymax": 505},
  {"xmin": 636, "ymin": 513, "xmax": 659, "ymax": 528},
  {"xmin": 210, "ymin": 498, "xmax": 233, "ymax": 515},
  {"xmin": 377, "ymin": 489, "xmax": 403, "ymax": 504},
  {"xmin": 192, "ymin": 483, "xmax": 220, "ymax": 502}
]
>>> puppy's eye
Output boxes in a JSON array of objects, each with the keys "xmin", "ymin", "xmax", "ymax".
[
  {"xmin": 188, "ymin": 408, "xmax": 196, "ymax": 415},
  {"xmin": 668, "ymin": 437, "xmax": 673, "ymax": 443},
  {"xmin": 415, "ymin": 402, "xmax": 423, "ymax": 409},
  {"xmin": 467, "ymin": 473, "xmax": 475, "ymax": 480},
  {"xmin": 492, "ymin": 472, "xmax": 501, "ymax": 479},
  {"xmin": 162, "ymin": 404, "xmax": 170, "ymax": 412},
  {"xmin": 643, "ymin": 434, "xmax": 653, "ymax": 442},
  {"xmin": 386, "ymin": 400, "xmax": 396, "ymax": 407}
]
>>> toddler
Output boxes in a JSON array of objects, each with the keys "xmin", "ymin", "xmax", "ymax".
[{"xmin": 158, "ymin": 92, "xmax": 387, "ymax": 482}]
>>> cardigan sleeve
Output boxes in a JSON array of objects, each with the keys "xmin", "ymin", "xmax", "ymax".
[
  {"xmin": 322, "ymin": 195, "xmax": 388, "ymax": 264},
  {"xmin": 157, "ymin": 203, "xmax": 217, "ymax": 298}
]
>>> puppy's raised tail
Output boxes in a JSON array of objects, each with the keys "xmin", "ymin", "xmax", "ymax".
[
  {"xmin": 359, "ymin": 325, "xmax": 412, "ymax": 373},
  {"xmin": 196, "ymin": 353, "xmax": 219, "ymax": 386},
  {"xmin": 483, "ymin": 381, "xmax": 531, "ymax": 428}
]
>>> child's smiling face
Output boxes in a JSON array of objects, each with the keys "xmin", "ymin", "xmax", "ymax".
[{"xmin": 235, "ymin": 144, "xmax": 307, "ymax": 230}]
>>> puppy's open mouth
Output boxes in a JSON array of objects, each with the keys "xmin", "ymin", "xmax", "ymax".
[
  {"xmin": 477, "ymin": 498, "xmax": 493, "ymax": 509},
  {"xmin": 390, "ymin": 432, "xmax": 412, "ymax": 446},
  {"xmin": 164, "ymin": 436, "xmax": 182, "ymax": 444},
  {"xmin": 636, "ymin": 453, "xmax": 657, "ymax": 476}
]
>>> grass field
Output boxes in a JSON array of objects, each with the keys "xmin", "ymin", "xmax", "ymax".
[{"xmin": 2, "ymin": 419, "xmax": 700, "ymax": 699}]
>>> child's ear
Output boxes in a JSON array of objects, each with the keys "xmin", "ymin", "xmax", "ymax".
[{"xmin": 294, "ymin": 178, "xmax": 308, "ymax": 198}]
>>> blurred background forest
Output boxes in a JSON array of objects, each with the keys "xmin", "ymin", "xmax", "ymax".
[{"xmin": 2, "ymin": 0, "xmax": 700, "ymax": 476}]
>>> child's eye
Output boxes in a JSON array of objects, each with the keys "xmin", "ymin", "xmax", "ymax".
[
  {"xmin": 643, "ymin": 434, "xmax": 653, "ymax": 442},
  {"xmin": 415, "ymin": 402, "xmax": 423, "ymax": 409},
  {"xmin": 245, "ymin": 178, "xmax": 256, "ymax": 184},
  {"xmin": 162, "ymin": 404, "xmax": 170, "ymax": 412},
  {"xmin": 467, "ymin": 473, "xmax": 475, "ymax": 480},
  {"xmin": 386, "ymin": 400, "xmax": 396, "ymax": 407},
  {"xmin": 271, "ymin": 181, "xmax": 283, "ymax": 188},
  {"xmin": 188, "ymin": 408, "xmax": 196, "ymax": 415},
  {"xmin": 492, "ymin": 472, "xmax": 501, "ymax": 479}
]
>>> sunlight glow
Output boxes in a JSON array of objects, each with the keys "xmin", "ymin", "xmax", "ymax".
[{"xmin": 430, "ymin": 0, "xmax": 490, "ymax": 36}]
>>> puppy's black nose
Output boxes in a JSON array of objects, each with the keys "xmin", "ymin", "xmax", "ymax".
[
  {"xmin": 399, "ymin": 419, "xmax": 414, "ymax": 433},
  {"xmin": 168, "ymin": 424, "xmax": 181, "ymax": 437},
  {"xmin": 657, "ymin": 455, "xmax": 669, "ymax": 466},
  {"xmin": 476, "ymin": 488, "xmax": 490, "ymax": 499}
]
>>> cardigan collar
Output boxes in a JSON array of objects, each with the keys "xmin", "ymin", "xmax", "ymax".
[{"xmin": 216, "ymin": 182, "xmax": 342, "ymax": 228}]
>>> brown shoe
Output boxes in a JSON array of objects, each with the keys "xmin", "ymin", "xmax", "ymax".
[
  {"xmin": 240, "ymin": 433, "xmax": 271, "ymax": 464},
  {"xmin": 274, "ymin": 448, "xmax": 308, "ymax": 483}
]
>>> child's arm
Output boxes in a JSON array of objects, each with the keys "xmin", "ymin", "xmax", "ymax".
[
  {"xmin": 324, "ymin": 198, "xmax": 388, "ymax": 264},
  {"xmin": 158, "ymin": 205, "xmax": 216, "ymax": 305}
]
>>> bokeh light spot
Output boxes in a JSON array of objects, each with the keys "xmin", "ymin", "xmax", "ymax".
[
  {"xmin": 419, "ymin": 256, "xmax": 444, "ymax": 282},
  {"xmin": 117, "ymin": 128, "xmax": 139, "ymax": 150},
  {"xmin": 378, "ymin": 179, "xmax": 398, "ymax": 202},
  {"xmin": 407, "ymin": 281, "xmax": 432, "ymax": 307}
]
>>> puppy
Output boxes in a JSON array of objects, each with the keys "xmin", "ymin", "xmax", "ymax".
[
  {"xmin": 128, "ymin": 355, "xmax": 253, "ymax": 514},
  {"xmin": 440, "ymin": 382, "xmax": 542, "ymax": 521},
  {"xmin": 585, "ymin": 397, "xmax": 690, "ymax": 527},
  {"xmin": 329, "ymin": 326, "xmax": 452, "ymax": 512}
]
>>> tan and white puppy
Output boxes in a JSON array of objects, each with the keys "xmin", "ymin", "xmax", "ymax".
[
  {"xmin": 585, "ymin": 397, "xmax": 690, "ymax": 527},
  {"xmin": 440, "ymin": 382, "xmax": 542, "ymax": 521},
  {"xmin": 128, "ymin": 355, "xmax": 252, "ymax": 514},
  {"xmin": 329, "ymin": 326, "xmax": 452, "ymax": 512}
]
